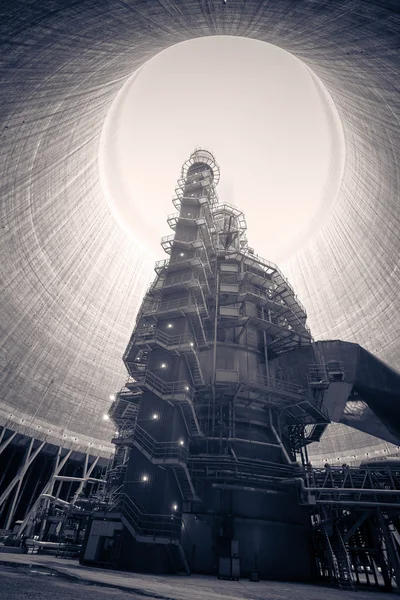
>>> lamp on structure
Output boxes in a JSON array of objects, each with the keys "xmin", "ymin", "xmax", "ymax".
[
  {"xmin": 125, "ymin": 474, "xmax": 149, "ymax": 484},
  {"xmin": 137, "ymin": 413, "xmax": 160, "ymax": 423}
]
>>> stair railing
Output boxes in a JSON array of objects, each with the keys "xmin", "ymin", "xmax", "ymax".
[
  {"xmin": 336, "ymin": 529, "xmax": 356, "ymax": 587},
  {"xmin": 118, "ymin": 493, "xmax": 181, "ymax": 541},
  {"xmin": 130, "ymin": 423, "xmax": 188, "ymax": 463}
]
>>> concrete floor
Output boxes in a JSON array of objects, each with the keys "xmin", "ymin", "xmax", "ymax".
[{"xmin": 0, "ymin": 552, "xmax": 398, "ymax": 600}]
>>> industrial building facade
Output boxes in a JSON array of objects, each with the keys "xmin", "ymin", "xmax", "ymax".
[{"xmin": 81, "ymin": 150, "xmax": 400, "ymax": 586}]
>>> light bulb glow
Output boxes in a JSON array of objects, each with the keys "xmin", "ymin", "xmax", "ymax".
[
  {"xmin": 152, "ymin": 413, "xmax": 159, "ymax": 420},
  {"xmin": 160, "ymin": 363, "xmax": 167, "ymax": 369},
  {"xmin": 142, "ymin": 475, "xmax": 149, "ymax": 482},
  {"xmin": 109, "ymin": 394, "xmax": 116, "ymax": 401},
  {"xmin": 172, "ymin": 503, "xmax": 178, "ymax": 511},
  {"xmin": 102, "ymin": 414, "xmax": 110, "ymax": 421}
]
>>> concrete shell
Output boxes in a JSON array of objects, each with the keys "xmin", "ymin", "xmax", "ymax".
[{"xmin": 0, "ymin": 0, "xmax": 399, "ymax": 459}]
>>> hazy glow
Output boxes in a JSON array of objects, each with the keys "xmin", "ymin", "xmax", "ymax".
[{"xmin": 100, "ymin": 36, "xmax": 345, "ymax": 262}]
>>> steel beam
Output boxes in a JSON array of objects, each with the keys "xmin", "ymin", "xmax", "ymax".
[
  {"xmin": 3, "ymin": 438, "xmax": 47, "ymax": 529},
  {"xmin": 0, "ymin": 431, "xmax": 17, "ymax": 456},
  {"xmin": 72, "ymin": 454, "xmax": 100, "ymax": 502},
  {"xmin": 18, "ymin": 448, "xmax": 72, "ymax": 535}
]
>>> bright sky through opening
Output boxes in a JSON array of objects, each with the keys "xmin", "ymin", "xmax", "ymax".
[{"xmin": 100, "ymin": 36, "xmax": 345, "ymax": 264}]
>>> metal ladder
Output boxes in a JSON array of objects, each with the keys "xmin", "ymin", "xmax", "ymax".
[
  {"xmin": 184, "ymin": 350, "xmax": 205, "ymax": 387},
  {"xmin": 325, "ymin": 529, "xmax": 356, "ymax": 590}
]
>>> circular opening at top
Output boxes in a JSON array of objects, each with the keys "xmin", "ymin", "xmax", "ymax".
[{"xmin": 100, "ymin": 36, "xmax": 344, "ymax": 262}]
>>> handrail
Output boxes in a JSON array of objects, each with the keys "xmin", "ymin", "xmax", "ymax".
[
  {"xmin": 141, "ymin": 297, "xmax": 190, "ymax": 315},
  {"xmin": 252, "ymin": 373, "xmax": 305, "ymax": 395},
  {"xmin": 245, "ymin": 305, "xmax": 311, "ymax": 336},
  {"xmin": 132, "ymin": 328, "xmax": 196, "ymax": 350},
  {"xmin": 129, "ymin": 370, "xmax": 195, "ymax": 401},
  {"xmin": 213, "ymin": 201, "xmax": 244, "ymax": 219},
  {"xmin": 237, "ymin": 252, "xmax": 308, "ymax": 317},
  {"xmin": 161, "ymin": 233, "xmax": 197, "ymax": 245},
  {"xmin": 118, "ymin": 423, "xmax": 188, "ymax": 462},
  {"xmin": 182, "ymin": 169, "xmax": 211, "ymax": 183},
  {"xmin": 117, "ymin": 493, "xmax": 181, "ymax": 540},
  {"xmin": 127, "ymin": 371, "xmax": 202, "ymax": 437},
  {"xmin": 191, "ymin": 454, "xmax": 298, "ymax": 482},
  {"xmin": 164, "ymin": 272, "xmax": 198, "ymax": 288},
  {"xmin": 240, "ymin": 285, "xmax": 310, "ymax": 331},
  {"xmin": 142, "ymin": 294, "xmax": 207, "ymax": 317},
  {"xmin": 177, "ymin": 176, "xmax": 212, "ymax": 190},
  {"xmin": 167, "ymin": 211, "xmax": 204, "ymax": 223},
  {"xmin": 155, "ymin": 244, "xmax": 212, "ymax": 276},
  {"xmin": 173, "ymin": 191, "xmax": 214, "ymax": 206},
  {"xmin": 118, "ymin": 388, "xmax": 142, "ymax": 398},
  {"xmin": 212, "ymin": 202, "xmax": 247, "ymax": 234},
  {"xmin": 108, "ymin": 394, "xmax": 141, "ymax": 419},
  {"xmin": 215, "ymin": 369, "xmax": 305, "ymax": 396}
]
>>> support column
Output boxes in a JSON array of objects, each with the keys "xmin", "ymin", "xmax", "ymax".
[
  {"xmin": 0, "ymin": 438, "xmax": 46, "ymax": 510},
  {"xmin": 378, "ymin": 509, "xmax": 400, "ymax": 589},
  {"xmin": 3, "ymin": 438, "xmax": 34, "ymax": 530},
  {"xmin": 0, "ymin": 444, "xmax": 17, "ymax": 490},
  {"xmin": 5, "ymin": 439, "xmax": 46, "ymax": 530},
  {"xmin": 72, "ymin": 454, "xmax": 99, "ymax": 503},
  {"xmin": 0, "ymin": 431, "xmax": 17, "ymax": 456},
  {"xmin": 19, "ymin": 448, "xmax": 72, "ymax": 536},
  {"xmin": 25, "ymin": 457, "xmax": 49, "ymax": 515}
]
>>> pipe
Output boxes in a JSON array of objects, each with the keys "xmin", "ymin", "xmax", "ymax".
[
  {"xmin": 262, "ymin": 318, "xmax": 269, "ymax": 379},
  {"xmin": 314, "ymin": 487, "xmax": 400, "ymax": 496},
  {"xmin": 314, "ymin": 500, "xmax": 400, "ymax": 509},
  {"xmin": 285, "ymin": 477, "xmax": 400, "ymax": 496},
  {"xmin": 53, "ymin": 476, "xmax": 105, "ymax": 483},
  {"xmin": 206, "ymin": 436, "xmax": 280, "ymax": 448},
  {"xmin": 212, "ymin": 483, "xmax": 280, "ymax": 495},
  {"xmin": 211, "ymin": 270, "xmax": 219, "ymax": 434},
  {"xmin": 40, "ymin": 494, "xmax": 70, "ymax": 507},
  {"xmin": 269, "ymin": 418, "xmax": 296, "ymax": 465}
]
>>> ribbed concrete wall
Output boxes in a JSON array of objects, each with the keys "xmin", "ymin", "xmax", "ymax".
[{"xmin": 0, "ymin": 1, "xmax": 398, "ymax": 457}]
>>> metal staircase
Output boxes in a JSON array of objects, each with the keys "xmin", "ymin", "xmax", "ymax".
[
  {"xmin": 324, "ymin": 529, "xmax": 356, "ymax": 590},
  {"xmin": 183, "ymin": 350, "xmax": 205, "ymax": 387},
  {"xmin": 127, "ymin": 370, "xmax": 204, "ymax": 439},
  {"xmin": 166, "ymin": 542, "xmax": 191, "ymax": 575},
  {"xmin": 179, "ymin": 402, "xmax": 204, "ymax": 438},
  {"xmin": 186, "ymin": 287, "xmax": 209, "ymax": 348},
  {"xmin": 306, "ymin": 422, "xmax": 328, "ymax": 443},
  {"xmin": 332, "ymin": 530, "xmax": 357, "ymax": 590},
  {"xmin": 127, "ymin": 327, "xmax": 206, "ymax": 388},
  {"xmin": 108, "ymin": 388, "xmax": 141, "ymax": 425},
  {"xmin": 105, "ymin": 492, "xmax": 191, "ymax": 575},
  {"xmin": 114, "ymin": 423, "xmax": 198, "ymax": 502},
  {"xmin": 308, "ymin": 463, "xmax": 400, "ymax": 591},
  {"xmin": 173, "ymin": 466, "xmax": 199, "ymax": 502}
]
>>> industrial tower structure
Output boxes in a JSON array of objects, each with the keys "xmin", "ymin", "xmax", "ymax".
[
  {"xmin": 82, "ymin": 150, "xmax": 328, "ymax": 578},
  {"xmin": 82, "ymin": 150, "xmax": 400, "ymax": 586}
]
